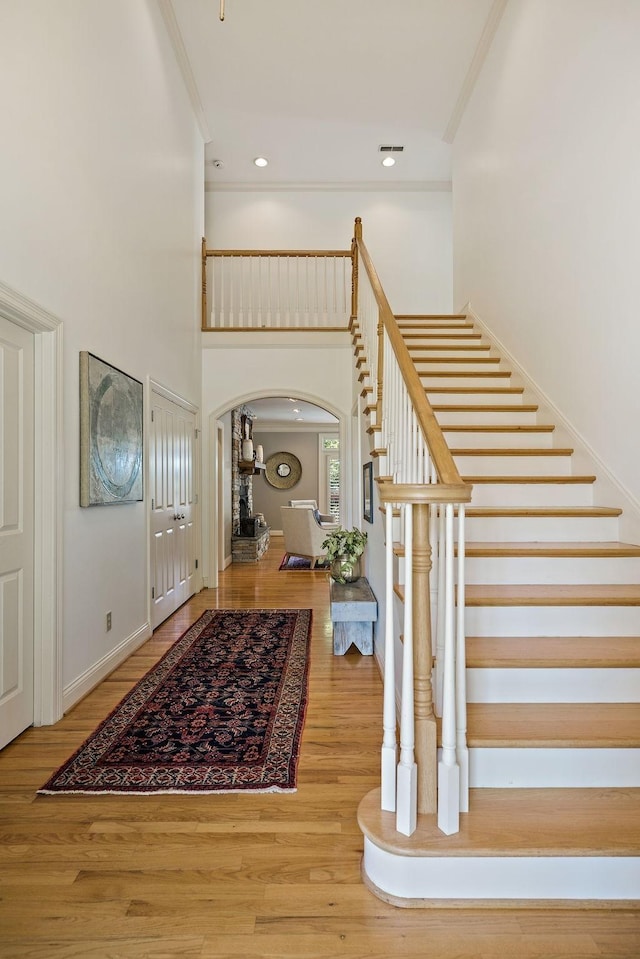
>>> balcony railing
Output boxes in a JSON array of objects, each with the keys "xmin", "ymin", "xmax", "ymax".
[{"xmin": 201, "ymin": 241, "xmax": 353, "ymax": 330}]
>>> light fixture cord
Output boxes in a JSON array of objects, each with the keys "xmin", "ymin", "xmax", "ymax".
[{"xmin": 220, "ymin": 0, "xmax": 225, "ymax": 21}]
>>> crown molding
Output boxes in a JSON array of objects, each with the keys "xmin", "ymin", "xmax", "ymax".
[
  {"xmin": 443, "ymin": 0, "xmax": 508, "ymax": 144},
  {"xmin": 205, "ymin": 180, "xmax": 452, "ymax": 194},
  {"xmin": 157, "ymin": 0, "xmax": 212, "ymax": 143}
]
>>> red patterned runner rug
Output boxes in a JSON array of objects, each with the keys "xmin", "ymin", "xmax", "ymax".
[{"xmin": 39, "ymin": 608, "xmax": 312, "ymax": 795}]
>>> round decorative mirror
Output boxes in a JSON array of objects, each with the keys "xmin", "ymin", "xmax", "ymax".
[{"xmin": 265, "ymin": 452, "xmax": 302, "ymax": 489}]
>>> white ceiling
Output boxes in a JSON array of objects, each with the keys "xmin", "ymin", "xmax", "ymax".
[
  {"xmin": 246, "ymin": 396, "xmax": 338, "ymax": 430},
  {"xmin": 168, "ymin": 0, "xmax": 502, "ymax": 187}
]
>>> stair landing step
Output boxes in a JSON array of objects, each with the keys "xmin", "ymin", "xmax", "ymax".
[
  {"xmin": 466, "ymin": 584, "xmax": 640, "ymax": 606},
  {"xmin": 467, "ymin": 635, "xmax": 640, "ymax": 668},
  {"xmin": 467, "ymin": 703, "xmax": 640, "ymax": 747},
  {"xmin": 359, "ymin": 786, "xmax": 640, "ymax": 857}
]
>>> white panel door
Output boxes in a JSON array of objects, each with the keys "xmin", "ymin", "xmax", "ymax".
[
  {"xmin": 0, "ymin": 317, "xmax": 34, "ymax": 749},
  {"xmin": 150, "ymin": 391, "xmax": 197, "ymax": 629}
]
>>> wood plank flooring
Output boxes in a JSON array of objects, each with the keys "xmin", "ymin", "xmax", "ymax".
[{"xmin": 0, "ymin": 540, "xmax": 638, "ymax": 958}]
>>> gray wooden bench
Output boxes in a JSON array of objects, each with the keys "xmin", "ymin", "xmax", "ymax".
[{"xmin": 330, "ymin": 577, "xmax": 377, "ymax": 655}]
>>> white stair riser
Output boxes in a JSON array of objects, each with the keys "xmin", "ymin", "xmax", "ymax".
[
  {"xmin": 427, "ymin": 392, "xmax": 525, "ymax": 407},
  {"xmin": 463, "ymin": 514, "xmax": 619, "ymax": 541},
  {"xmin": 410, "ymin": 348, "xmax": 494, "ymax": 360},
  {"xmin": 468, "ymin": 483, "xmax": 594, "ymax": 508},
  {"xmin": 466, "ymin": 605, "xmax": 640, "ymax": 637},
  {"xmin": 363, "ymin": 841, "xmax": 640, "ymax": 900},
  {"xmin": 464, "ymin": 554, "xmax": 640, "ymax": 584},
  {"xmin": 454, "ymin": 454, "xmax": 572, "ymax": 476},
  {"xmin": 421, "ymin": 374, "xmax": 513, "ymax": 388},
  {"xmin": 467, "ymin": 667, "xmax": 640, "ymax": 703},
  {"xmin": 443, "ymin": 429, "xmax": 554, "ymax": 449},
  {"xmin": 416, "ymin": 362, "xmax": 503, "ymax": 374},
  {"xmin": 469, "ymin": 748, "xmax": 640, "ymax": 787},
  {"xmin": 404, "ymin": 336, "xmax": 486, "ymax": 346},
  {"xmin": 435, "ymin": 409, "xmax": 538, "ymax": 425}
]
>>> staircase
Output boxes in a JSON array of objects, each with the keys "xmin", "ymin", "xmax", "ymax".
[{"xmin": 356, "ymin": 313, "xmax": 640, "ymax": 904}]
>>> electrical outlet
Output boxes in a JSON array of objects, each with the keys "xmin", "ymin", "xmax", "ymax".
[{"xmin": 106, "ymin": 611, "xmax": 112, "ymax": 631}]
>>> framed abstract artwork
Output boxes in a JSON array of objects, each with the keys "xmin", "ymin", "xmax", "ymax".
[
  {"xmin": 79, "ymin": 352, "xmax": 143, "ymax": 507},
  {"xmin": 363, "ymin": 461, "xmax": 374, "ymax": 523}
]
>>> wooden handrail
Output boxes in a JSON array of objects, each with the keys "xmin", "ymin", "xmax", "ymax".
[{"xmin": 354, "ymin": 219, "xmax": 470, "ymax": 493}]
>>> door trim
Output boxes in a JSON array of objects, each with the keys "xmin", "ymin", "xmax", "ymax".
[{"xmin": 0, "ymin": 280, "xmax": 63, "ymax": 727}]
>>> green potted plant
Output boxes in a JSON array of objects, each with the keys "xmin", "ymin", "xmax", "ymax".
[{"xmin": 322, "ymin": 526, "xmax": 367, "ymax": 584}]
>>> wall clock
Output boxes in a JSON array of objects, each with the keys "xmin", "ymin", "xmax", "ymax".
[{"xmin": 264, "ymin": 451, "xmax": 302, "ymax": 489}]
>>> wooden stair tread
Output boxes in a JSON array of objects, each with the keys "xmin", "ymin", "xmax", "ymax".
[
  {"xmin": 408, "ymin": 344, "xmax": 491, "ymax": 352},
  {"xmin": 444, "ymin": 424, "xmax": 555, "ymax": 432},
  {"xmin": 465, "ymin": 583, "xmax": 640, "ymax": 606},
  {"xmin": 395, "ymin": 314, "xmax": 468, "ymax": 320},
  {"xmin": 420, "ymin": 371, "xmax": 512, "ymax": 379},
  {"xmin": 452, "ymin": 447, "xmax": 572, "ymax": 455},
  {"xmin": 464, "ymin": 506, "xmax": 621, "ymax": 517},
  {"xmin": 466, "ymin": 635, "xmax": 640, "ymax": 668},
  {"xmin": 414, "ymin": 357, "xmax": 502, "ymax": 365},
  {"xmin": 402, "ymin": 332, "xmax": 482, "ymax": 339},
  {"xmin": 464, "ymin": 541, "xmax": 640, "ymax": 557},
  {"xmin": 428, "ymin": 388, "xmax": 525, "ymax": 395},
  {"xmin": 467, "ymin": 703, "xmax": 640, "ymax": 747},
  {"xmin": 359, "ymin": 786, "xmax": 640, "ymax": 856},
  {"xmin": 463, "ymin": 474, "xmax": 596, "ymax": 483},
  {"xmin": 434, "ymin": 404, "xmax": 537, "ymax": 411}
]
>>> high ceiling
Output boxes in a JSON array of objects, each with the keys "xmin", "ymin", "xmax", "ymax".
[{"xmin": 168, "ymin": 0, "xmax": 502, "ymax": 187}]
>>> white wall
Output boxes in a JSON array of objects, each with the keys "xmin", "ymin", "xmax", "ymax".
[
  {"xmin": 207, "ymin": 189, "xmax": 453, "ymax": 314},
  {"xmin": 453, "ymin": 0, "xmax": 640, "ymax": 505},
  {"xmin": 0, "ymin": 1, "xmax": 203, "ymax": 691}
]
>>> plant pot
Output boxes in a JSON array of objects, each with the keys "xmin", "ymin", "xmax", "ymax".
[{"xmin": 330, "ymin": 555, "xmax": 361, "ymax": 585}]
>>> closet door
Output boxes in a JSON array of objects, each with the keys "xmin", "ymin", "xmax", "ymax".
[
  {"xmin": 149, "ymin": 389, "xmax": 197, "ymax": 629},
  {"xmin": 0, "ymin": 317, "xmax": 34, "ymax": 748}
]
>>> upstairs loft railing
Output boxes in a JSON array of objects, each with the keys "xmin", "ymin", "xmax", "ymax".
[
  {"xmin": 201, "ymin": 239, "xmax": 354, "ymax": 330},
  {"xmin": 353, "ymin": 217, "xmax": 472, "ymax": 836}
]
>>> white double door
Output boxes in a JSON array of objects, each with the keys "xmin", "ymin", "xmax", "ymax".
[
  {"xmin": 149, "ymin": 389, "xmax": 198, "ymax": 629},
  {"xmin": 0, "ymin": 317, "xmax": 34, "ymax": 749}
]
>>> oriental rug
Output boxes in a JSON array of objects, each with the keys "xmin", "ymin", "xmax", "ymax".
[
  {"xmin": 279, "ymin": 555, "xmax": 329, "ymax": 571},
  {"xmin": 39, "ymin": 608, "xmax": 312, "ymax": 795}
]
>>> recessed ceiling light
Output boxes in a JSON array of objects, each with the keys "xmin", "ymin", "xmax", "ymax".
[
  {"xmin": 254, "ymin": 157, "xmax": 268, "ymax": 168},
  {"xmin": 382, "ymin": 156, "xmax": 396, "ymax": 167},
  {"xmin": 295, "ymin": 417, "xmax": 303, "ymax": 421},
  {"xmin": 292, "ymin": 408, "xmax": 300, "ymax": 413}
]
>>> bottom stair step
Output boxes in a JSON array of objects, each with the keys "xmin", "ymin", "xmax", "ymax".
[{"xmin": 358, "ymin": 787, "xmax": 640, "ymax": 902}]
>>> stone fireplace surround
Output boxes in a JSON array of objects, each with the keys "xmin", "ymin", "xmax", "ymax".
[{"xmin": 231, "ymin": 407, "xmax": 269, "ymax": 562}]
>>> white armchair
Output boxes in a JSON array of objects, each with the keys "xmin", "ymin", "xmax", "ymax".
[
  {"xmin": 288, "ymin": 499, "xmax": 338, "ymax": 528},
  {"xmin": 280, "ymin": 506, "xmax": 333, "ymax": 568}
]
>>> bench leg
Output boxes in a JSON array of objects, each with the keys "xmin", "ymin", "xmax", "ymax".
[{"xmin": 333, "ymin": 621, "xmax": 373, "ymax": 656}]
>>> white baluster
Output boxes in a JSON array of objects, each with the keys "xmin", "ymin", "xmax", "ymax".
[
  {"xmin": 381, "ymin": 503, "xmax": 397, "ymax": 811},
  {"xmin": 396, "ymin": 503, "xmax": 417, "ymax": 837},
  {"xmin": 437, "ymin": 502, "xmax": 460, "ymax": 836},
  {"xmin": 435, "ymin": 504, "xmax": 446, "ymax": 715},
  {"xmin": 456, "ymin": 504, "xmax": 469, "ymax": 812}
]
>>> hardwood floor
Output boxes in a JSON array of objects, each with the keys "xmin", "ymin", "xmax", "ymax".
[{"xmin": 0, "ymin": 539, "xmax": 638, "ymax": 958}]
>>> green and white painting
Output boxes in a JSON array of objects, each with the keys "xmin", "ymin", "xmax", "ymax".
[{"xmin": 80, "ymin": 352, "xmax": 143, "ymax": 507}]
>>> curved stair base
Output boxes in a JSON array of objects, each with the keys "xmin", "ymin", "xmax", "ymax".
[{"xmin": 358, "ymin": 787, "xmax": 640, "ymax": 905}]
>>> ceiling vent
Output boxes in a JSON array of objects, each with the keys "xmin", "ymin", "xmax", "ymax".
[{"xmin": 379, "ymin": 145, "xmax": 404, "ymax": 153}]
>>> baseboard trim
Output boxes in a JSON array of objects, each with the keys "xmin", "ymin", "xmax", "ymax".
[{"xmin": 63, "ymin": 622, "xmax": 152, "ymax": 713}]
